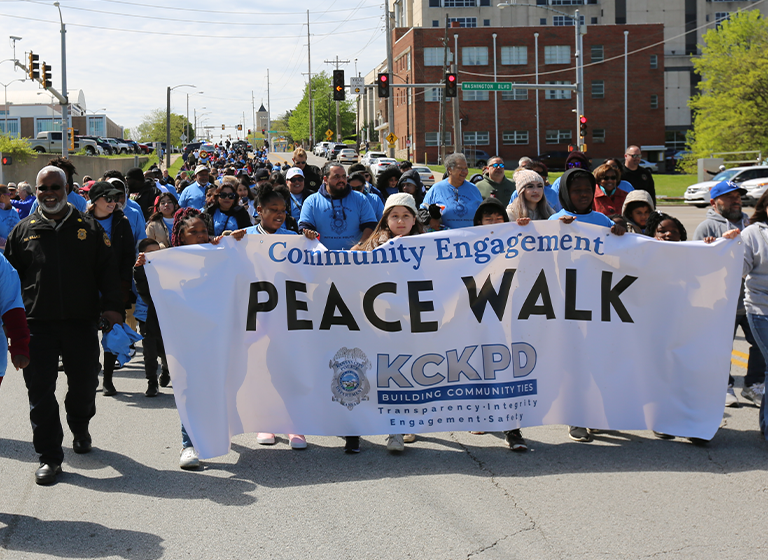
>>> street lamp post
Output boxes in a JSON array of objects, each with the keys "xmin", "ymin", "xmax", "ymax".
[
  {"xmin": 166, "ymin": 84, "xmax": 195, "ymax": 168},
  {"xmin": 498, "ymin": 2, "xmax": 584, "ymax": 147},
  {"xmin": 186, "ymin": 91, "xmax": 203, "ymax": 143},
  {"xmin": 1, "ymin": 78, "xmax": 26, "ymax": 137},
  {"xmin": 53, "ymin": 2, "xmax": 68, "ymax": 158}
]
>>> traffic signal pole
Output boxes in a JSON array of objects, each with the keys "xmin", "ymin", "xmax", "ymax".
[{"xmin": 54, "ymin": 2, "xmax": 69, "ymax": 159}]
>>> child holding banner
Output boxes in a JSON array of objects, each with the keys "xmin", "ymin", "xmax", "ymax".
[
  {"xmin": 243, "ymin": 183, "xmax": 317, "ymax": 450},
  {"xmin": 352, "ymin": 193, "xmax": 424, "ymax": 453}
]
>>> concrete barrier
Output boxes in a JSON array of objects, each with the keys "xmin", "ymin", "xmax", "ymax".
[{"xmin": 0, "ymin": 154, "xmax": 149, "ymax": 185}]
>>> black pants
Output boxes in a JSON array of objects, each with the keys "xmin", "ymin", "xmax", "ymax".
[
  {"xmin": 23, "ymin": 320, "xmax": 100, "ymax": 466},
  {"xmin": 138, "ymin": 320, "xmax": 167, "ymax": 380}
]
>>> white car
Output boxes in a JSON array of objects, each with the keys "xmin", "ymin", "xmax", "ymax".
[
  {"xmin": 639, "ymin": 159, "xmax": 659, "ymax": 173},
  {"xmin": 337, "ymin": 149, "xmax": 358, "ymax": 164},
  {"xmin": 412, "ymin": 166, "xmax": 436, "ymax": 188},
  {"xmin": 361, "ymin": 151, "xmax": 387, "ymax": 166},
  {"xmin": 370, "ymin": 158, "xmax": 398, "ymax": 179},
  {"xmin": 741, "ymin": 176, "xmax": 768, "ymax": 205},
  {"xmin": 684, "ymin": 166, "xmax": 768, "ymax": 207},
  {"xmin": 314, "ymin": 142, "xmax": 331, "ymax": 157}
]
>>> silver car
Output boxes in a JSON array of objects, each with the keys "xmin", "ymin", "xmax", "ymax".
[{"xmin": 412, "ymin": 166, "xmax": 436, "ymax": 188}]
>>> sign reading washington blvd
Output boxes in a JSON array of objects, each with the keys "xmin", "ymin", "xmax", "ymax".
[{"xmin": 461, "ymin": 82, "xmax": 513, "ymax": 91}]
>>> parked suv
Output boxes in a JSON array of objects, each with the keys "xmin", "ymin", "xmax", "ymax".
[{"xmin": 463, "ymin": 149, "xmax": 490, "ymax": 168}]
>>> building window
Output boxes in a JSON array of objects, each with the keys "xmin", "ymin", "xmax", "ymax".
[
  {"xmin": 501, "ymin": 46, "xmax": 527, "ymax": 65},
  {"xmin": 591, "ymin": 16, "xmax": 598, "ymax": 24},
  {"xmin": 479, "ymin": 0, "xmax": 490, "ymax": 5},
  {"xmin": 444, "ymin": 0, "xmax": 477, "ymax": 6},
  {"xmin": 462, "ymin": 46, "xmax": 488, "ymax": 65},
  {"xmin": 501, "ymin": 83, "xmax": 528, "ymax": 100},
  {"xmin": 544, "ymin": 45, "xmax": 570, "ymax": 64},
  {"xmin": 424, "ymin": 47, "xmax": 446, "ymax": 66},
  {"xmin": 551, "ymin": 0, "xmax": 585, "ymax": 4},
  {"xmin": 545, "ymin": 81, "xmax": 572, "ymax": 100},
  {"xmin": 483, "ymin": 19, "xmax": 490, "ymax": 26},
  {"xmin": 463, "ymin": 89, "xmax": 490, "ymax": 101},
  {"xmin": 591, "ymin": 45, "xmax": 604, "ymax": 62},
  {"xmin": 593, "ymin": 129, "xmax": 606, "ymax": 143},
  {"xmin": 502, "ymin": 130, "xmax": 529, "ymax": 145},
  {"xmin": 425, "ymin": 87, "xmax": 444, "ymax": 102},
  {"xmin": 432, "ymin": 20, "xmax": 439, "ymax": 27},
  {"xmin": 0, "ymin": 117, "xmax": 20, "ymax": 138},
  {"xmin": 546, "ymin": 129, "xmax": 572, "ymax": 144},
  {"xmin": 425, "ymin": 132, "xmax": 451, "ymax": 146},
  {"xmin": 650, "ymin": 94, "xmax": 659, "ymax": 109},
  {"xmin": 591, "ymin": 80, "xmax": 605, "ymax": 99},
  {"xmin": 449, "ymin": 17, "xmax": 477, "ymax": 27},
  {"xmin": 35, "ymin": 118, "xmax": 62, "ymax": 135},
  {"xmin": 650, "ymin": 54, "xmax": 658, "ymax": 69},
  {"xmin": 429, "ymin": 0, "xmax": 440, "ymax": 6},
  {"xmin": 715, "ymin": 12, "xmax": 731, "ymax": 25},
  {"xmin": 464, "ymin": 131, "xmax": 490, "ymax": 146},
  {"xmin": 553, "ymin": 15, "xmax": 585, "ymax": 26},
  {"xmin": 87, "ymin": 116, "xmax": 106, "ymax": 137},
  {"xmin": 540, "ymin": 18, "xmax": 547, "ymax": 25}
]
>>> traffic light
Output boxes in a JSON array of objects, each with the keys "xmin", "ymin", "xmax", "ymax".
[
  {"xmin": 579, "ymin": 115, "xmax": 587, "ymax": 137},
  {"xmin": 222, "ymin": 124, "xmax": 225, "ymax": 130},
  {"xmin": 377, "ymin": 73, "xmax": 390, "ymax": 98},
  {"xmin": 262, "ymin": 129, "xmax": 265, "ymax": 135},
  {"xmin": 248, "ymin": 129, "xmax": 251, "ymax": 135},
  {"xmin": 41, "ymin": 62, "xmax": 52, "ymax": 88},
  {"xmin": 28, "ymin": 52, "xmax": 39, "ymax": 80},
  {"xmin": 237, "ymin": 124, "xmax": 243, "ymax": 131},
  {"xmin": 1, "ymin": 156, "xmax": 12, "ymax": 166},
  {"xmin": 333, "ymin": 70, "xmax": 345, "ymax": 101},
  {"xmin": 445, "ymin": 73, "xmax": 457, "ymax": 98}
]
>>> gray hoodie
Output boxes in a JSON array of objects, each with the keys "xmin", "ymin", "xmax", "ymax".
[{"xmin": 742, "ymin": 222, "xmax": 768, "ymax": 316}]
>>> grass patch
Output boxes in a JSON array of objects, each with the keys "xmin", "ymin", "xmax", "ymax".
[{"xmin": 142, "ymin": 155, "xmax": 184, "ymax": 177}]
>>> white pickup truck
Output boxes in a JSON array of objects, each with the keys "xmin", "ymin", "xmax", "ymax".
[{"xmin": 28, "ymin": 131, "xmax": 104, "ymax": 155}]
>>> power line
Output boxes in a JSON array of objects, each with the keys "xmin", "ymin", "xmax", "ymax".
[{"xmin": 92, "ymin": 0, "xmax": 381, "ymax": 17}]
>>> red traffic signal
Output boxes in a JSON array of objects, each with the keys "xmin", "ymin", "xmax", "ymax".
[
  {"xmin": 579, "ymin": 115, "xmax": 588, "ymax": 137},
  {"xmin": 377, "ymin": 73, "xmax": 390, "ymax": 98},
  {"xmin": 445, "ymin": 73, "xmax": 457, "ymax": 97},
  {"xmin": 579, "ymin": 115, "xmax": 587, "ymax": 124},
  {"xmin": 1, "ymin": 156, "xmax": 12, "ymax": 165}
]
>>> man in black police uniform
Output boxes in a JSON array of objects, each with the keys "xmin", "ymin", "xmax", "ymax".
[
  {"xmin": 623, "ymin": 145, "xmax": 656, "ymax": 204},
  {"xmin": 4, "ymin": 165, "xmax": 124, "ymax": 485}
]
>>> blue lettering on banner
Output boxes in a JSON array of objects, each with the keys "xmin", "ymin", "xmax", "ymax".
[{"xmin": 378, "ymin": 380, "xmax": 537, "ymax": 404}]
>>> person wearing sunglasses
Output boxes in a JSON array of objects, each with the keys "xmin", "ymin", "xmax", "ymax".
[
  {"xmin": 4, "ymin": 168, "xmax": 125, "ymax": 485},
  {"xmin": 592, "ymin": 163, "xmax": 629, "ymax": 216},
  {"xmin": 203, "ymin": 178, "xmax": 253, "ymax": 237},
  {"xmin": 476, "ymin": 156, "xmax": 516, "ymax": 205},
  {"xmin": 623, "ymin": 145, "xmax": 656, "ymax": 204},
  {"xmin": 420, "ymin": 152, "xmax": 483, "ymax": 229},
  {"xmin": 291, "ymin": 147, "xmax": 322, "ymax": 192},
  {"xmin": 86, "ymin": 181, "xmax": 138, "ymax": 398}
]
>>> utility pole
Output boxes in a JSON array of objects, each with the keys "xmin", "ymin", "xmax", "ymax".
[
  {"xmin": 266, "ymin": 68, "xmax": 272, "ymax": 150},
  {"xmin": 453, "ymin": 33, "xmax": 462, "ymax": 156},
  {"xmin": 54, "ymin": 2, "xmax": 68, "ymax": 158},
  {"xmin": 439, "ymin": 14, "xmax": 450, "ymax": 164},
  {"xmin": 306, "ymin": 10, "xmax": 314, "ymax": 148},
  {"xmin": 324, "ymin": 55, "xmax": 350, "ymax": 143},
  {"xmin": 385, "ymin": 5, "xmax": 396, "ymax": 158},
  {"xmin": 251, "ymin": 91, "xmax": 256, "ymax": 144}
]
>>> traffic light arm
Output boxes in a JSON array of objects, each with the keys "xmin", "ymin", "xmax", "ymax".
[{"xmin": 14, "ymin": 59, "xmax": 66, "ymax": 102}]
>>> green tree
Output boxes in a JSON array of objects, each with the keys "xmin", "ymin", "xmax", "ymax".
[
  {"xmin": 686, "ymin": 11, "xmax": 768, "ymax": 171},
  {"xmin": 0, "ymin": 132, "xmax": 36, "ymax": 164},
  {"xmin": 289, "ymin": 72, "xmax": 357, "ymax": 145},
  {"xmin": 135, "ymin": 109, "xmax": 193, "ymax": 148}
]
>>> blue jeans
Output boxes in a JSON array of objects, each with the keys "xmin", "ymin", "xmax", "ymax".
[
  {"xmin": 746, "ymin": 314, "xmax": 768, "ymax": 439},
  {"xmin": 733, "ymin": 314, "xmax": 767, "ymax": 388},
  {"xmin": 181, "ymin": 424, "xmax": 193, "ymax": 449}
]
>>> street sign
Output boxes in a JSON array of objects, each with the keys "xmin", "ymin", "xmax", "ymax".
[
  {"xmin": 386, "ymin": 132, "xmax": 398, "ymax": 144},
  {"xmin": 388, "ymin": 143, "xmax": 396, "ymax": 150},
  {"xmin": 461, "ymin": 82, "xmax": 513, "ymax": 91},
  {"xmin": 325, "ymin": 129, "xmax": 334, "ymax": 140},
  {"xmin": 350, "ymin": 76, "xmax": 364, "ymax": 94},
  {"xmin": 267, "ymin": 130, "xmax": 277, "ymax": 133},
  {"xmin": 180, "ymin": 133, "xmax": 187, "ymax": 142}
]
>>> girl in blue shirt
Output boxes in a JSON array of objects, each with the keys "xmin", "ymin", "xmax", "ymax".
[{"xmin": 203, "ymin": 181, "xmax": 252, "ymax": 236}]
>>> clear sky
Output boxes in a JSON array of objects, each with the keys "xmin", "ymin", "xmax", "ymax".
[{"xmin": 0, "ymin": 0, "xmax": 385, "ymax": 138}]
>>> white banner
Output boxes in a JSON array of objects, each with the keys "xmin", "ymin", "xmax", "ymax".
[{"xmin": 145, "ymin": 222, "xmax": 744, "ymax": 459}]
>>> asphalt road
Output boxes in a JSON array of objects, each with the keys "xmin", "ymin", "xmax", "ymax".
[{"xmin": 1, "ymin": 160, "xmax": 764, "ymax": 559}]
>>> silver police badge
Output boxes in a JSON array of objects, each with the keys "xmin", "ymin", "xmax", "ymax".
[{"xmin": 330, "ymin": 347, "xmax": 371, "ymax": 410}]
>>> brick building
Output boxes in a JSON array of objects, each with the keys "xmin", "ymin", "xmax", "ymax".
[{"xmin": 365, "ymin": 23, "xmax": 665, "ymax": 165}]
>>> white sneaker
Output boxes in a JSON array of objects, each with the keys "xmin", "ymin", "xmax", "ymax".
[
  {"xmin": 179, "ymin": 446, "xmax": 199, "ymax": 469},
  {"xmin": 256, "ymin": 433, "xmax": 276, "ymax": 445},
  {"xmin": 742, "ymin": 383, "xmax": 765, "ymax": 407},
  {"xmin": 386, "ymin": 434, "xmax": 405, "ymax": 452},
  {"xmin": 726, "ymin": 386, "xmax": 739, "ymax": 408}
]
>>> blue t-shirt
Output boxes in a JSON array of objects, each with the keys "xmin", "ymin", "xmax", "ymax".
[
  {"xmin": 548, "ymin": 209, "xmax": 614, "ymax": 227},
  {"xmin": 212, "ymin": 209, "xmax": 239, "ymax": 236},
  {"xmin": 361, "ymin": 190, "xmax": 384, "ymax": 221},
  {"xmin": 30, "ymin": 189, "xmax": 87, "ymax": 214},
  {"xmin": 299, "ymin": 188, "xmax": 377, "ymax": 250},
  {"xmin": 0, "ymin": 207, "xmax": 20, "ymax": 246},
  {"xmin": 96, "ymin": 214, "xmax": 114, "ymax": 239},
  {"xmin": 245, "ymin": 224, "xmax": 297, "ymax": 235},
  {"xmin": 178, "ymin": 182, "xmax": 209, "ymax": 210},
  {"xmin": 288, "ymin": 193, "xmax": 305, "ymax": 220},
  {"xmin": 508, "ymin": 186, "xmax": 562, "ymax": 212},
  {"xmin": 0, "ymin": 253, "xmax": 24, "ymax": 376},
  {"xmin": 122, "ymin": 199, "xmax": 147, "ymax": 247},
  {"xmin": 552, "ymin": 176, "xmax": 634, "ymax": 196},
  {"xmin": 11, "ymin": 197, "xmax": 35, "ymax": 219},
  {"xmin": 421, "ymin": 179, "xmax": 483, "ymax": 229}
]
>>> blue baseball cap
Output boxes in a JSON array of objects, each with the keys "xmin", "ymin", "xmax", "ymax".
[{"xmin": 710, "ymin": 180, "xmax": 746, "ymax": 200}]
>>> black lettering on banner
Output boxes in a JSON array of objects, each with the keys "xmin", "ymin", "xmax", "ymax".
[
  {"xmin": 601, "ymin": 271, "xmax": 637, "ymax": 323},
  {"xmin": 319, "ymin": 282, "xmax": 360, "ymax": 331},
  {"xmin": 246, "ymin": 281, "xmax": 278, "ymax": 331},
  {"xmin": 518, "ymin": 270, "xmax": 555, "ymax": 320},
  {"xmin": 462, "ymin": 269, "xmax": 516, "ymax": 323},
  {"xmin": 286, "ymin": 281, "xmax": 313, "ymax": 331},
  {"xmin": 363, "ymin": 282, "xmax": 402, "ymax": 332},
  {"xmin": 408, "ymin": 280, "xmax": 438, "ymax": 333},
  {"xmin": 564, "ymin": 269, "xmax": 592, "ymax": 321}
]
